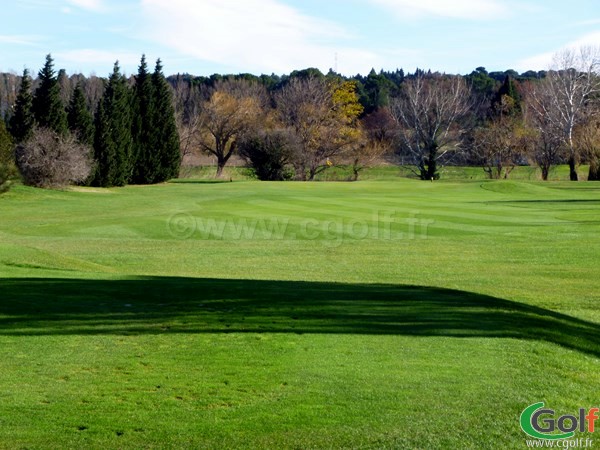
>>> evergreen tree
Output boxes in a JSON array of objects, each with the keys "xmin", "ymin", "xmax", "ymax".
[
  {"xmin": 491, "ymin": 75, "xmax": 522, "ymax": 117},
  {"xmin": 131, "ymin": 55, "xmax": 156, "ymax": 184},
  {"xmin": 67, "ymin": 84, "xmax": 94, "ymax": 146},
  {"xmin": 0, "ymin": 119, "xmax": 15, "ymax": 193},
  {"xmin": 359, "ymin": 69, "xmax": 392, "ymax": 114},
  {"xmin": 9, "ymin": 68, "xmax": 35, "ymax": 143},
  {"xmin": 92, "ymin": 62, "xmax": 133, "ymax": 187},
  {"xmin": 150, "ymin": 59, "xmax": 180, "ymax": 182},
  {"xmin": 466, "ymin": 67, "xmax": 497, "ymax": 98},
  {"xmin": 32, "ymin": 54, "xmax": 68, "ymax": 135},
  {"xmin": 92, "ymin": 101, "xmax": 112, "ymax": 187}
]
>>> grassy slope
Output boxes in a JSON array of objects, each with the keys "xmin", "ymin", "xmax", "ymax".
[
  {"xmin": 0, "ymin": 178, "xmax": 599, "ymax": 449},
  {"xmin": 181, "ymin": 164, "xmax": 591, "ymax": 182}
]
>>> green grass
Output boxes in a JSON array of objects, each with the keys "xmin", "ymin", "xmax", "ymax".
[
  {"xmin": 0, "ymin": 177, "xmax": 599, "ymax": 448},
  {"xmin": 177, "ymin": 164, "xmax": 591, "ymax": 182}
]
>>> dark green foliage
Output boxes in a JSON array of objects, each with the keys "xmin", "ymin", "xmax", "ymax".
[
  {"xmin": 289, "ymin": 68, "xmax": 324, "ymax": 81},
  {"xmin": 589, "ymin": 163, "xmax": 600, "ymax": 181},
  {"xmin": 0, "ymin": 166, "xmax": 8, "ymax": 194},
  {"xmin": 130, "ymin": 55, "xmax": 156, "ymax": 184},
  {"xmin": 9, "ymin": 69, "xmax": 35, "ymax": 143},
  {"xmin": 466, "ymin": 67, "xmax": 497, "ymax": 98},
  {"xmin": 92, "ymin": 62, "xmax": 133, "ymax": 187},
  {"xmin": 91, "ymin": 56, "xmax": 178, "ymax": 187},
  {"xmin": 0, "ymin": 163, "xmax": 9, "ymax": 194},
  {"xmin": 67, "ymin": 84, "xmax": 94, "ymax": 146},
  {"xmin": 150, "ymin": 59, "xmax": 180, "ymax": 182},
  {"xmin": 491, "ymin": 75, "xmax": 522, "ymax": 117},
  {"xmin": 520, "ymin": 70, "xmax": 544, "ymax": 79},
  {"xmin": 239, "ymin": 131, "xmax": 295, "ymax": 181},
  {"xmin": 92, "ymin": 102, "xmax": 112, "ymax": 187},
  {"xmin": 357, "ymin": 69, "xmax": 396, "ymax": 115},
  {"xmin": 131, "ymin": 58, "xmax": 180, "ymax": 184},
  {"xmin": 0, "ymin": 120, "xmax": 15, "ymax": 193},
  {"xmin": 32, "ymin": 54, "xmax": 68, "ymax": 135}
]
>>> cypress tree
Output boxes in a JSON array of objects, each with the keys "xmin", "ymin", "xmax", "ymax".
[
  {"xmin": 92, "ymin": 62, "xmax": 133, "ymax": 187},
  {"xmin": 151, "ymin": 59, "xmax": 180, "ymax": 182},
  {"xmin": 32, "ymin": 54, "xmax": 68, "ymax": 135},
  {"xmin": 92, "ymin": 101, "xmax": 113, "ymax": 187},
  {"xmin": 131, "ymin": 55, "xmax": 156, "ymax": 184},
  {"xmin": 0, "ymin": 119, "xmax": 15, "ymax": 193},
  {"xmin": 491, "ymin": 75, "xmax": 522, "ymax": 117},
  {"xmin": 9, "ymin": 68, "xmax": 35, "ymax": 143},
  {"xmin": 67, "ymin": 84, "xmax": 94, "ymax": 146}
]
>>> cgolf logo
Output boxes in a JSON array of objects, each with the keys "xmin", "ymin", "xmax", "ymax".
[{"xmin": 521, "ymin": 402, "xmax": 599, "ymax": 440}]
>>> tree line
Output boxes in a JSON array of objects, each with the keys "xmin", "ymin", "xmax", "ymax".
[
  {"xmin": 1, "ymin": 54, "xmax": 179, "ymax": 189},
  {"xmin": 1, "ymin": 47, "xmax": 599, "ymax": 192},
  {"xmin": 169, "ymin": 46, "xmax": 600, "ymax": 182}
]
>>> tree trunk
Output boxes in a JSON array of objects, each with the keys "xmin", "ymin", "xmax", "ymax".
[
  {"xmin": 427, "ymin": 164, "xmax": 437, "ymax": 181},
  {"xmin": 589, "ymin": 162, "xmax": 600, "ymax": 181},
  {"xmin": 216, "ymin": 159, "xmax": 225, "ymax": 178},
  {"xmin": 352, "ymin": 159, "xmax": 360, "ymax": 181},
  {"xmin": 422, "ymin": 146, "xmax": 438, "ymax": 181},
  {"xmin": 294, "ymin": 163, "xmax": 307, "ymax": 181},
  {"xmin": 496, "ymin": 161, "xmax": 503, "ymax": 179},
  {"xmin": 568, "ymin": 156, "xmax": 578, "ymax": 181},
  {"xmin": 423, "ymin": 159, "xmax": 437, "ymax": 180},
  {"xmin": 541, "ymin": 165, "xmax": 550, "ymax": 181}
]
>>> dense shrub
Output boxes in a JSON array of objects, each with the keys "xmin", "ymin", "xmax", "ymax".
[
  {"xmin": 239, "ymin": 130, "xmax": 296, "ymax": 181},
  {"xmin": 16, "ymin": 128, "xmax": 93, "ymax": 188}
]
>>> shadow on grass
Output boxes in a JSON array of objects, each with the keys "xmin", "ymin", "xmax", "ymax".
[{"xmin": 0, "ymin": 277, "xmax": 598, "ymax": 356}]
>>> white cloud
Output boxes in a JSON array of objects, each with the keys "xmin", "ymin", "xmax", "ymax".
[
  {"xmin": 66, "ymin": 0, "xmax": 106, "ymax": 12},
  {"xmin": 368, "ymin": 0, "xmax": 508, "ymax": 20},
  {"xmin": 515, "ymin": 31, "xmax": 600, "ymax": 71},
  {"xmin": 569, "ymin": 31, "xmax": 600, "ymax": 50},
  {"xmin": 139, "ymin": 0, "xmax": 401, "ymax": 75},
  {"xmin": 0, "ymin": 35, "xmax": 41, "ymax": 46},
  {"xmin": 16, "ymin": 0, "xmax": 55, "ymax": 9},
  {"xmin": 576, "ymin": 18, "xmax": 600, "ymax": 26}
]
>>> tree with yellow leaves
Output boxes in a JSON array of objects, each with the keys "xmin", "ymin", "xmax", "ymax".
[
  {"xmin": 199, "ymin": 79, "xmax": 266, "ymax": 178},
  {"xmin": 276, "ymin": 77, "xmax": 363, "ymax": 180}
]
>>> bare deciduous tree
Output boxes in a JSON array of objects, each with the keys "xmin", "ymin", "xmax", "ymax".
[
  {"xmin": 527, "ymin": 46, "xmax": 600, "ymax": 181},
  {"xmin": 0, "ymin": 72, "xmax": 19, "ymax": 119},
  {"xmin": 390, "ymin": 73, "xmax": 471, "ymax": 180},
  {"xmin": 198, "ymin": 79, "xmax": 265, "ymax": 178},
  {"xmin": 469, "ymin": 92, "xmax": 533, "ymax": 179},
  {"xmin": 15, "ymin": 128, "xmax": 93, "ymax": 188},
  {"xmin": 472, "ymin": 117, "xmax": 533, "ymax": 179},
  {"xmin": 81, "ymin": 75, "xmax": 105, "ymax": 116},
  {"xmin": 276, "ymin": 77, "xmax": 362, "ymax": 180},
  {"xmin": 346, "ymin": 108, "xmax": 396, "ymax": 181},
  {"xmin": 574, "ymin": 111, "xmax": 600, "ymax": 180},
  {"xmin": 172, "ymin": 76, "xmax": 204, "ymax": 169},
  {"xmin": 522, "ymin": 81, "xmax": 563, "ymax": 180},
  {"xmin": 57, "ymin": 69, "xmax": 73, "ymax": 107}
]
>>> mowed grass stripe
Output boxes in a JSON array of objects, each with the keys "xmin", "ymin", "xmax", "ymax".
[{"xmin": 0, "ymin": 177, "xmax": 599, "ymax": 448}]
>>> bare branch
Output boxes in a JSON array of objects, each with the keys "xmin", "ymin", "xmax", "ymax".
[{"xmin": 390, "ymin": 73, "xmax": 472, "ymax": 180}]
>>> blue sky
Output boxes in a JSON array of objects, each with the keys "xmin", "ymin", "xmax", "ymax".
[{"xmin": 1, "ymin": 0, "xmax": 599, "ymax": 77}]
